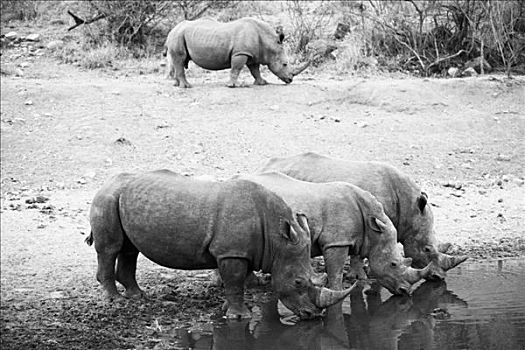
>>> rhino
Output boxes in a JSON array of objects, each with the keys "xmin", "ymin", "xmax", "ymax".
[
  {"xmin": 87, "ymin": 170, "xmax": 353, "ymax": 319},
  {"xmin": 259, "ymin": 152, "xmax": 468, "ymax": 280},
  {"xmin": 238, "ymin": 172, "xmax": 431, "ymax": 294},
  {"xmin": 164, "ymin": 17, "xmax": 309, "ymax": 88}
]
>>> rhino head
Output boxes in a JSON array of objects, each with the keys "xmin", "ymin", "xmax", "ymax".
[
  {"xmin": 272, "ymin": 214, "xmax": 356, "ymax": 319},
  {"xmin": 364, "ymin": 214, "xmax": 431, "ymax": 295},
  {"xmin": 265, "ymin": 27, "xmax": 310, "ymax": 84},
  {"xmin": 401, "ymin": 192, "xmax": 468, "ymax": 280}
]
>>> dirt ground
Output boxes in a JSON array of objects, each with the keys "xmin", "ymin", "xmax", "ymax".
[{"xmin": 1, "ymin": 49, "xmax": 524, "ymax": 349}]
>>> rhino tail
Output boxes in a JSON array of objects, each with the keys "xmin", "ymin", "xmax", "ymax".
[{"xmin": 85, "ymin": 231, "xmax": 94, "ymax": 246}]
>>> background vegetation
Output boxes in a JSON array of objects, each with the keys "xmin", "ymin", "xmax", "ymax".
[{"xmin": 1, "ymin": 0, "xmax": 524, "ymax": 76}]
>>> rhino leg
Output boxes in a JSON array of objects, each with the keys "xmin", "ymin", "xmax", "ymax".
[
  {"xmin": 168, "ymin": 50, "xmax": 191, "ymax": 88},
  {"xmin": 345, "ymin": 255, "xmax": 369, "ymax": 282},
  {"xmin": 116, "ymin": 236, "xmax": 144, "ymax": 299},
  {"xmin": 91, "ymin": 197, "xmax": 125, "ymax": 300},
  {"xmin": 165, "ymin": 51, "xmax": 175, "ymax": 80},
  {"xmin": 227, "ymin": 54, "xmax": 248, "ymax": 88},
  {"xmin": 218, "ymin": 258, "xmax": 251, "ymax": 319},
  {"xmin": 323, "ymin": 246, "xmax": 349, "ymax": 290},
  {"xmin": 248, "ymin": 63, "xmax": 268, "ymax": 86}
]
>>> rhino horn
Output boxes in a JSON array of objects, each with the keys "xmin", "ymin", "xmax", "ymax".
[
  {"xmin": 403, "ymin": 263, "xmax": 432, "ymax": 284},
  {"xmin": 313, "ymin": 282, "xmax": 358, "ymax": 308},
  {"xmin": 439, "ymin": 253, "xmax": 468, "ymax": 271},
  {"xmin": 291, "ymin": 61, "xmax": 311, "ymax": 76}
]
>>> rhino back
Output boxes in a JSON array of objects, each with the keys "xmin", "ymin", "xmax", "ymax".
[
  {"xmin": 179, "ymin": 17, "xmax": 278, "ymax": 69},
  {"xmin": 118, "ymin": 172, "xmax": 292, "ymax": 272},
  {"xmin": 243, "ymin": 172, "xmax": 364, "ymax": 256}
]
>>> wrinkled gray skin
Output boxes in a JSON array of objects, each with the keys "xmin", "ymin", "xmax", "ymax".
[
  {"xmin": 88, "ymin": 170, "xmax": 348, "ymax": 320},
  {"xmin": 260, "ymin": 152, "xmax": 468, "ymax": 280},
  {"xmin": 164, "ymin": 17, "xmax": 305, "ymax": 88},
  {"xmin": 239, "ymin": 172, "xmax": 431, "ymax": 294}
]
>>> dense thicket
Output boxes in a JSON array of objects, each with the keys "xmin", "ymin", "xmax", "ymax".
[{"xmin": 2, "ymin": 0, "xmax": 523, "ymax": 75}]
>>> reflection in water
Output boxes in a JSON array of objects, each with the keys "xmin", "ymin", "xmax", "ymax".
[{"xmin": 174, "ymin": 259, "xmax": 525, "ymax": 350}]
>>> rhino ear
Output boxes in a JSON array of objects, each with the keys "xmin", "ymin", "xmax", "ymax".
[
  {"xmin": 280, "ymin": 218, "xmax": 299, "ymax": 243},
  {"xmin": 296, "ymin": 213, "xmax": 310, "ymax": 236},
  {"xmin": 276, "ymin": 25, "xmax": 285, "ymax": 44},
  {"xmin": 369, "ymin": 217, "xmax": 387, "ymax": 233},
  {"xmin": 417, "ymin": 192, "xmax": 428, "ymax": 213}
]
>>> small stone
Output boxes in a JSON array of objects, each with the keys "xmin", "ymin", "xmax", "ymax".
[
  {"xmin": 513, "ymin": 178, "xmax": 524, "ymax": 186},
  {"xmin": 114, "ymin": 137, "xmax": 133, "ymax": 146},
  {"xmin": 48, "ymin": 291, "xmax": 66, "ymax": 299},
  {"xmin": 462, "ymin": 67, "xmax": 478, "ymax": 77},
  {"xmin": 496, "ymin": 154, "xmax": 511, "ymax": 162},
  {"xmin": 37, "ymin": 224, "xmax": 46, "ymax": 229},
  {"xmin": 24, "ymin": 100, "xmax": 33, "ymax": 105},
  {"xmin": 25, "ymin": 34, "xmax": 41, "ymax": 42},
  {"xmin": 447, "ymin": 67, "xmax": 459, "ymax": 78},
  {"xmin": 50, "ymin": 19, "xmax": 65, "ymax": 25},
  {"xmin": 5, "ymin": 32, "xmax": 18, "ymax": 40},
  {"xmin": 77, "ymin": 178, "xmax": 87, "ymax": 185},
  {"xmin": 478, "ymin": 190, "xmax": 487, "ymax": 195},
  {"xmin": 46, "ymin": 40, "xmax": 64, "ymax": 50},
  {"xmin": 497, "ymin": 198, "xmax": 503, "ymax": 203},
  {"xmin": 357, "ymin": 122, "xmax": 368, "ymax": 128},
  {"xmin": 160, "ymin": 61, "xmax": 166, "ymax": 67},
  {"xmin": 334, "ymin": 118, "xmax": 340, "ymax": 123}
]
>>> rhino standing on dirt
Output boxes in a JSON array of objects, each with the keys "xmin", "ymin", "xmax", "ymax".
[
  {"xmin": 87, "ymin": 170, "xmax": 354, "ymax": 319},
  {"xmin": 164, "ymin": 17, "xmax": 309, "ymax": 88},
  {"xmin": 260, "ymin": 152, "xmax": 468, "ymax": 280},
  {"xmin": 239, "ymin": 172, "xmax": 431, "ymax": 294}
]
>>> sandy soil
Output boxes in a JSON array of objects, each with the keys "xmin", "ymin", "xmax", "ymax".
[{"xmin": 1, "ymin": 51, "xmax": 524, "ymax": 348}]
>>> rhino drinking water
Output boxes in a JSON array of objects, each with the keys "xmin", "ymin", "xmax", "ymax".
[
  {"xmin": 239, "ymin": 172, "xmax": 431, "ymax": 294},
  {"xmin": 87, "ymin": 170, "xmax": 353, "ymax": 319},
  {"xmin": 164, "ymin": 17, "xmax": 309, "ymax": 88},
  {"xmin": 260, "ymin": 152, "xmax": 468, "ymax": 280}
]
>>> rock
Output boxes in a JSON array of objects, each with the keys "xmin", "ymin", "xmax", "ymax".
[
  {"xmin": 334, "ymin": 22, "xmax": 351, "ymax": 40},
  {"xmin": 46, "ymin": 40, "xmax": 64, "ymax": 50},
  {"xmin": 513, "ymin": 178, "xmax": 524, "ymax": 186},
  {"xmin": 84, "ymin": 171, "xmax": 96, "ymax": 179},
  {"xmin": 447, "ymin": 67, "xmax": 459, "ymax": 78},
  {"xmin": 48, "ymin": 291, "xmax": 66, "ymax": 299},
  {"xmin": 496, "ymin": 154, "xmax": 511, "ymax": 162},
  {"xmin": 462, "ymin": 67, "xmax": 478, "ymax": 77},
  {"xmin": 5, "ymin": 32, "xmax": 18, "ymax": 40},
  {"xmin": 465, "ymin": 56, "xmax": 492, "ymax": 73},
  {"xmin": 50, "ymin": 19, "xmax": 66, "ymax": 25},
  {"xmin": 160, "ymin": 61, "xmax": 166, "ymax": 67},
  {"xmin": 25, "ymin": 33, "xmax": 41, "ymax": 42},
  {"xmin": 114, "ymin": 137, "xmax": 133, "ymax": 146},
  {"xmin": 24, "ymin": 100, "xmax": 33, "ymax": 105}
]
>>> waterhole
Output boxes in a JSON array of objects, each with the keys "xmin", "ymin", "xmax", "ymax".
[{"xmin": 173, "ymin": 258, "xmax": 525, "ymax": 350}]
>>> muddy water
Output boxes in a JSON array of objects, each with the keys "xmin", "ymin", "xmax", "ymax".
[{"xmin": 174, "ymin": 258, "xmax": 525, "ymax": 350}]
